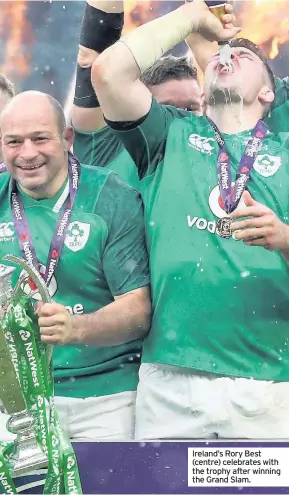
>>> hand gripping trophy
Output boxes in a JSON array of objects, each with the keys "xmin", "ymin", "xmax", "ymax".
[{"xmin": 0, "ymin": 255, "xmax": 82, "ymax": 494}]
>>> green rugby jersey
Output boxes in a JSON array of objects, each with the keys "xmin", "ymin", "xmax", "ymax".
[
  {"xmin": 0, "ymin": 165, "xmax": 149, "ymax": 398},
  {"xmin": 108, "ymin": 98, "xmax": 289, "ymax": 381},
  {"xmin": 74, "ymin": 127, "xmax": 139, "ymax": 189},
  {"xmin": 266, "ymin": 77, "xmax": 289, "ymax": 133},
  {"xmin": 273, "ymin": 76, "xmax": 289, "ymax": 109}
]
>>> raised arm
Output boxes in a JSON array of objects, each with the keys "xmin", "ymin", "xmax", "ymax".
[
  {"xmin": 92, "ymin": 0, "xmax": 240, "ymax": 122},
  {"xmin": 72, "ymin": 0, "xmax": 124, "ymax": 132}
]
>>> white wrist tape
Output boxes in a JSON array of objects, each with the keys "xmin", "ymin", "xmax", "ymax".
[{"xmin": 120, "ymin": 5, "xmax": 197, "ymax": 73}]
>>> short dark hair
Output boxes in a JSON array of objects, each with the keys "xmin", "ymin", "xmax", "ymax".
[
  {"xmin": 229, "ymin": 38, "xmax": 275, "ymax": 93},
  {"xmin": 0, "ymin": 74, "xmax": 15, "ymax": 99},
  {"xmin": 141, "ymin": 54, "xmax": 199, "ymax": 87},
  {"xmin": 46, "ymin": 94, "xmax": 66, "ymax": 135}
]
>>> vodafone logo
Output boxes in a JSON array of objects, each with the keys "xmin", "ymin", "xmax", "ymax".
[
  {"xmin": 208, "ymin": 184, "xmax": 246, "ymax": 219},
  {"xmin": 19, "ymin": 264, "xmax": 57, "ymax": 301}
]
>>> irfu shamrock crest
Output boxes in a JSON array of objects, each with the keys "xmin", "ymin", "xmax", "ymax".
[
  {"xmin": 65, "ymin": 221, "xmax": 91, "ymax": 252},
  {"xmin": 253, "ymin": 154, "xmax": 281, "ymax": 178},
  {"xmin": 258, "ymin": 155, "xmax": 275, "ymax": 171},
  {"xmin": 68, "ymin": 222, "xmax": 84, "ymax": 242}
]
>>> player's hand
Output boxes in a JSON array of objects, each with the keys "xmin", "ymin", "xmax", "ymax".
[
  {"xmin": 37, "ymin": 303, "xmax": 76, "ymax": 345},
  {"xmin": 192, "ymin": 0, "xmax": 241, "ymax": 42},
  {"xmin": 231, "ymin": 191, "xmax": 289, "ymax": 252}
]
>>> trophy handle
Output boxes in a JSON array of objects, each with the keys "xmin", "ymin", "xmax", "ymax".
[
  {"xmin": 3, "ymin": 255, "xmax": 53, "ymax": 364},
  {"xmin": 3, "ymin": 255, "xmax": 51, "ymax": 304}
]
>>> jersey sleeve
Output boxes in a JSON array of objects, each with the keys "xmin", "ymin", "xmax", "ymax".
[
  {"xmin": 73, "ymin": 125, "xmax": 124, "ymax": 167},
  {"xmin": 96, "ymin": 173, "xmax": 150, "ymax": 296},
  {"xmin": 272, "ymin": 76, "xmax": 289, "ymax": 110},
  {"xmin": 106, "ymin": 98, "xmax": 189, "ymax": 179}
]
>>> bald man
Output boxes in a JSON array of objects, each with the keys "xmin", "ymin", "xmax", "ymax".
[{"xmin": 0, "ymin": 90, "xmax": 151, "ymax": 440}]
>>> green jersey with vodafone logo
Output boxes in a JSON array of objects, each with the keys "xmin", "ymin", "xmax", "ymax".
[
  {"xmin": 0, "ymin": 165, "xmax": 149, "ymax": 398},
  {"xmin": 109, "ymin": 98, "xmax": 289, "ymax": 381}
]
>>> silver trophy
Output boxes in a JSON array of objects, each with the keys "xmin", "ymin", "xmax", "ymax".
[{"xmin": 0, "ymin": 256, "xmax": 51, "ymax": 476}]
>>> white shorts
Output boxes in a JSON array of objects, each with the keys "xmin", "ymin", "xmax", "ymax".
[
  {"xmin": 135, "ymin": 363, "xmax": 289, "ymax": 440},
  {"xmin": 55, "ymin": 390, "xmax": 136, "ymax": 441},
  {"xmin": 0, "ymin": 391, "xmax": 136, "ymax": 442}
]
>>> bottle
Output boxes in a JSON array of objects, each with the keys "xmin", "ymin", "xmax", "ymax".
[
  {"xmin": 206, "ymin": 1, "xmax": 233, "ymax": 69},
  {"xmin": 205, "ymin": 0, "xmax": 227, "ymax": 20}
]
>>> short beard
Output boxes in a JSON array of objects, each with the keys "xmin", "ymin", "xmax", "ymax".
[{"xmin": 19, "ymin": 179, "xmax": 47, "ymax": 191}]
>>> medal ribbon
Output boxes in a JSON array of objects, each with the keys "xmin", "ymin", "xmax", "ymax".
[
  {"xmin": 0, "ymin": 443, "xmax": 16, "ymax": 495},
  {"xmin": 10, "ymin": 151, "xmax": 81, "ymax": 285},
  {"xmin": 207, "ymin": 118, "xmax": 268, "ymax": 214}
]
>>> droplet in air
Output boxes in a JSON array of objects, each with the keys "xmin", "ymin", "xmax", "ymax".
[{"xmin": 241, "ymin": 270, "xmax": 250, "ymax": 278}]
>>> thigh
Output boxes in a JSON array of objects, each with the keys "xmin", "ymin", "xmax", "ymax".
[
  {"xmin": 135, "ymin": 363, "xmax": 216, "ymax": 440},
  {"xmin": 221, "ymin": 378, "xmax": 289, "ymax": 439},
  {"xmin": 67, "ymin": 391, "xmax": 136, "ymax": 441},
  {"xmin": 54, "ymin": 396, "xmax": 71, "ymax": 438}
]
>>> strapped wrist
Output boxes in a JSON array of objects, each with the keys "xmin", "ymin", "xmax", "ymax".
[{"xmin": 80, "ymin": 3, "xmax": 124, "ymax": 53}]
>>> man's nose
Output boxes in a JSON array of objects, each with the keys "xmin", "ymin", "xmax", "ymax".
[{"xmin": 19, "ymin": 139, "xmax": 38, "ymax": 160}]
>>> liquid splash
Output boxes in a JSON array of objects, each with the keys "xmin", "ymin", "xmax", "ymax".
[
  {"xmin": 211, "ymin": 54, "xmax": 245, "ymax": 136},
  {"xmin": 219, "ymin": 43, "xmax": 234, "ymax": 71}
]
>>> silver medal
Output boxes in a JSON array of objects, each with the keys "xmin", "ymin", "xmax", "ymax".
[{"xmin": 216, "ymin": 217, "xmax": 232, "ymax": 238}]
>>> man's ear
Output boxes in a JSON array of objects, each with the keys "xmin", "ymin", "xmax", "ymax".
[
  {"xmin": 62, "ymin": 126, "xmax": 75, "ymax": 152},
  {"xmin": 200, "ymin": 93, "xmax": 207, "ymax": 114},
  {"xmin": 258, "ymin": 85, "xmax": 274, "ymax": 106}
]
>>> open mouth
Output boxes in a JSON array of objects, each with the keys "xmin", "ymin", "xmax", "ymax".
[{"xmin": 218, "ymin": 64, "xmax": 235, "ymax": 74}]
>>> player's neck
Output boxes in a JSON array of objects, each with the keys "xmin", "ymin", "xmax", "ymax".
[
  {"xmin": 21, "ymin": 168, "xmax": 68, "ymax": 200},
  {"xmin": 206, "ymin": 103, "xmax": 262, "ymax": 135}
]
